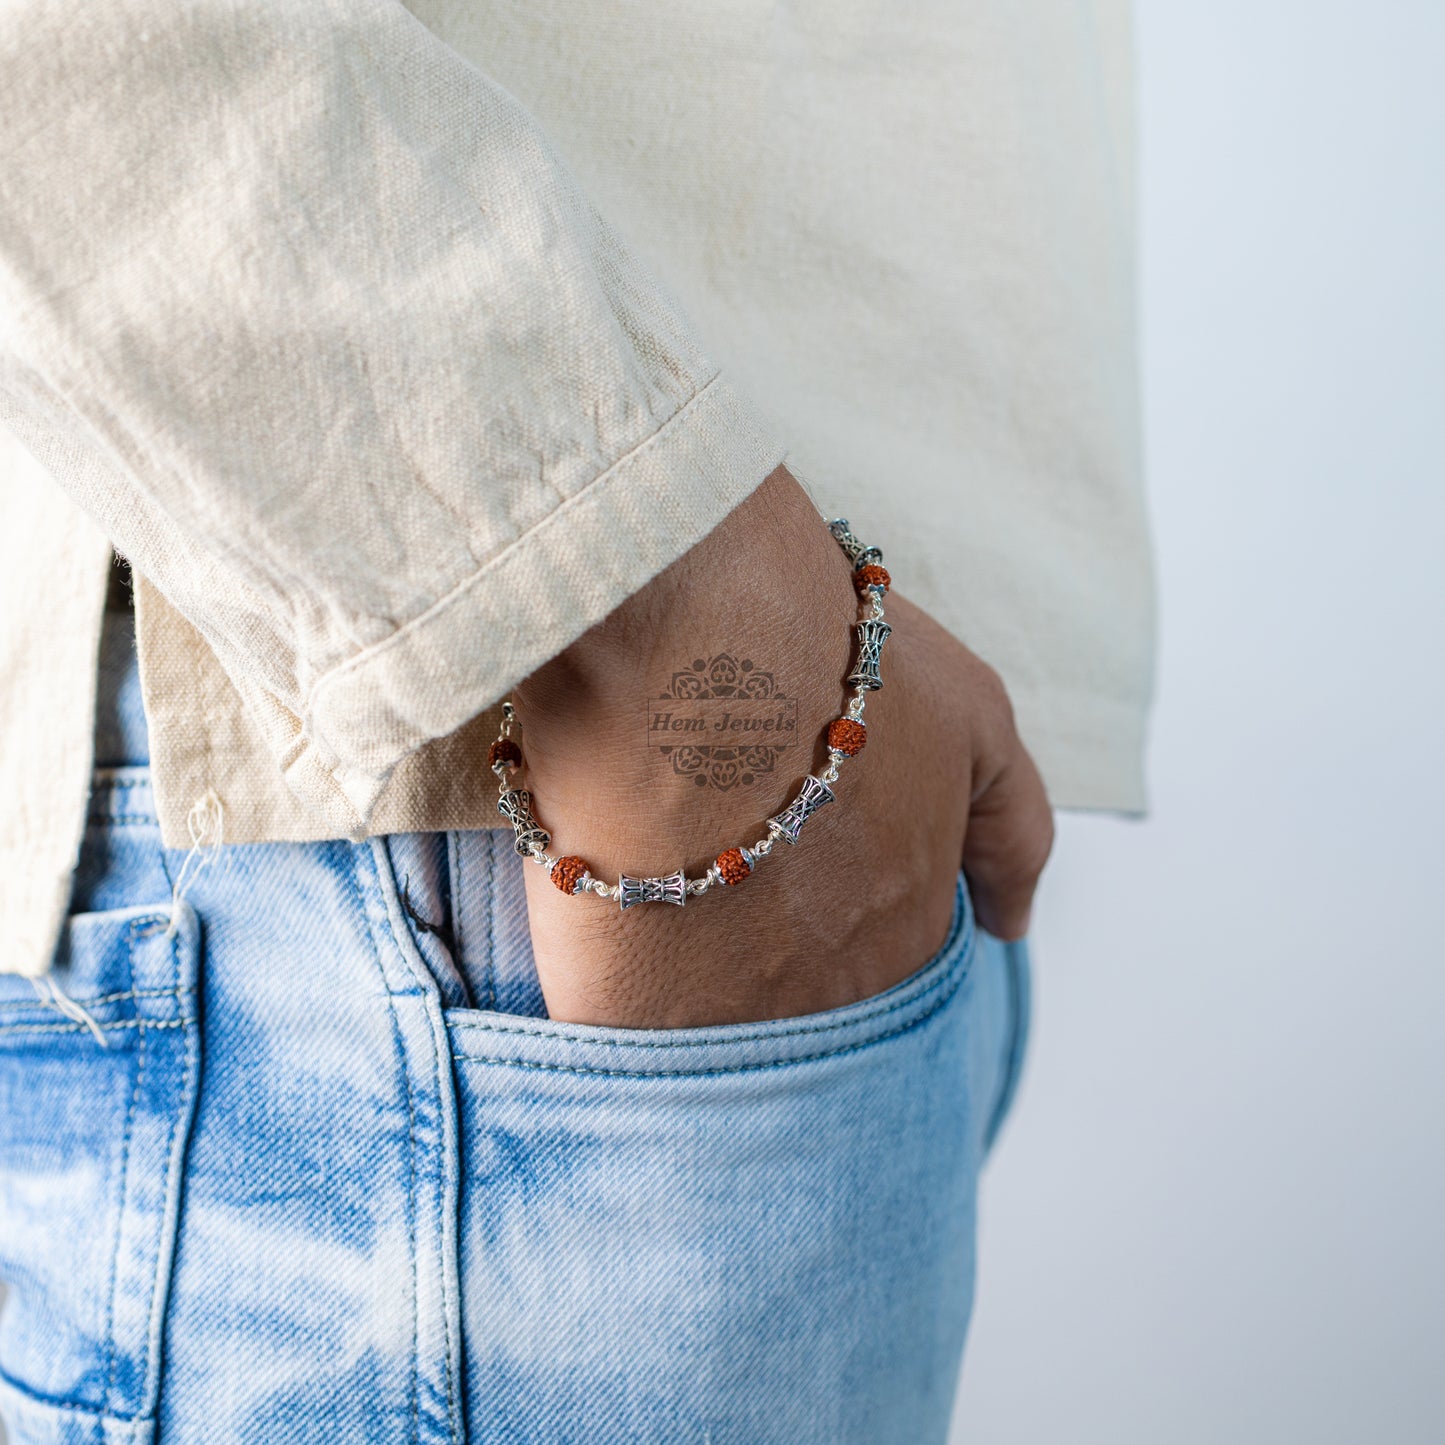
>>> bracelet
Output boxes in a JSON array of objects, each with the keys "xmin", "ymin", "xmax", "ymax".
[{"xmin": 489, "ymin": 517, "xmax": 892, "ymax": 910}]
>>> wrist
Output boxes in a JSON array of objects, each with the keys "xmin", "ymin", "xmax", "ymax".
[{"xmin": 510, "ymin": 463, "xmax": 857, "ymax": 874}]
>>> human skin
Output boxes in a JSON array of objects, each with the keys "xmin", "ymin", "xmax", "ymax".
[{"xmin": 512, "ymin": 464, "xmax": 1054, "ymax": 1029}]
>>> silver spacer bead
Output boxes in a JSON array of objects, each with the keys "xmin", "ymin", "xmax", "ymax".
[
  {"xmin": 846, "ymin": 619, "xmax": 892, "ymax": 691},
  {"xmin": 618, "ymin": 871, "xmax": 688, "ymax": 910},
  {"xmin": 767, "ymin": 775, "xmax": 837, "ymax": 845}
]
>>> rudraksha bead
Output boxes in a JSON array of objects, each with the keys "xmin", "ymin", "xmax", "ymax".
[
  {"xmin": 550, "ymin": 855, "xmax": 590, "ymax": 895},
  {"xmin": 488, "ymin": 737, "xmax": 523, "ymax": 770},
  {"xmin": 826, "ymin": 717, "xmax": 867, "ymax": 756},
  {"xmin": 716, "ymin": 847, "xmax": 752, "ymax": 886},
  {"xmin": 854, "ymin": 564, "xmax": 890, "ymax": 594}
]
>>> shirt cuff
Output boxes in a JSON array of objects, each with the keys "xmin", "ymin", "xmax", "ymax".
[{"xmin": 286, "ymin": 371, "xmax": 787, "ymax": 825}]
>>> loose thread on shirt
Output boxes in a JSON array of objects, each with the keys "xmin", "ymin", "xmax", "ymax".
[{"xmin": 165, "ymin": 788, "xmax": 225, "ymax": 938}]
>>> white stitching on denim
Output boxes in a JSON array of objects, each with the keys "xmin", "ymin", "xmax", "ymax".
[
  {"xmin": 0, "ymin": 987, "xmax": 190, "ymax": 1013},
  {"xmin": 0, "ymin": 1018, "xmax": 188, "ymax": 1037},
  {"xmin": 365, "ymin": 839, "xmax": 461, "ymax": 1439},
  {"xmin": 0, "ymin": 1367, "xmax": 133, "ymax": 1424},
  {"xmin": 101, "ymin": 923, "xmax": 146, "ymax": 1411},
  {"xmin": 453, "ymin": 965, "xmax": 967, "ymax": 1079},
  {"xmin": 137, "ymin": 921, "xmax": 192, "ymax": 1414},
  {"xmin": 346, "ymin": 847, "xmax": 421, "ymax": 1442}
]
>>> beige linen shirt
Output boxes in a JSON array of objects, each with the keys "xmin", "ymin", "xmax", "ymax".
[{"xmin": 0, "ymin": 0, "xmax": 1153, "ymax": 978}]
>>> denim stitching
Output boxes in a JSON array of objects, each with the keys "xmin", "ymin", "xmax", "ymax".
[
  {"xmin": 0, "ymin": 987, "xmax": 190, "ymax": 1013},
  {"xmin": 426, "ymin": 996, "xmax": 459, "ymax": 1443},
  {"xmin": 347, "ymin": 846, "xmax": 421, "ymax": 1442},
  {"xmin": 365, "ymin": 840, "xmax": 460, "ymax": 1441},
  {"xmin": 423, "ymin": 987, "xmax": 459, "ymax": 1440},
  {"xmin": 138, "ymin": 922, "xmax": 190, "ymax": 1413},
  {"xmin": 0, "ymin": 1018, "xmax": 187, "ymax": 1037},
  {"xmin": 446, "ymin": 921, "xmax": 974, "ymax": 1053},
  {"xmin": 0, "ymin": 1366, "xmax": 137, "ymax": 1425},
  {"xmin": 483, "ymin": 830, "xmax": 495, "ymax": 1013},
  {"xmin": 453, "ymin": 957, "xmax": 967, "ymax": 1079},
  {"xmin": 102, "ymin": 922, "xmax": 146, "ymax": 1412}
]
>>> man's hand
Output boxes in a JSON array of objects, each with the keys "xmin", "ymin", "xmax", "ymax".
[{"xmin": 511, "ymin": 465, "xmax": 1053, "ymax": 1028}]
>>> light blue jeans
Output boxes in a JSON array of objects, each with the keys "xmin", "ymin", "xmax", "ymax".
[{"xmin": 0, "ymin": 611, "xmax": 1030, "ymax": 1444}]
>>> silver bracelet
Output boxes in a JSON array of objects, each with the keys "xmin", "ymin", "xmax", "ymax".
[{"xmin": 489, "ymin": 517, "xmax": 892, "ymax": 911}]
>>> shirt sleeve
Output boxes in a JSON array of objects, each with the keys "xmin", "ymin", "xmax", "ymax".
[{"xmin": 0, "ymin": 0, "xmax": 786, "ymax": 822}]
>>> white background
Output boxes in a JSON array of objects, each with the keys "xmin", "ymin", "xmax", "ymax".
[{"xmin": 951, "ymin": 2, "xmax": 1444, "ymax": 1441}]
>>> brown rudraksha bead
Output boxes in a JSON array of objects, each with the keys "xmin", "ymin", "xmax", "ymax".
[
  {"xmin": 715, "ymin": 847, "xmax": 753, "ymax": 886},
  {"xmin": 488, "ymin": 737, "xmax": 523, "ymax": 770},
  {"xmin": 826, "ymin": 718, "xmax": 868, "ymax": 756},
  {"xmin": 550, "ymin": 855, "xmax": 590, "ymax": 895},
  {"xmin": 854, "ymin": 564, "xmax": 891, "ymax": 594}
]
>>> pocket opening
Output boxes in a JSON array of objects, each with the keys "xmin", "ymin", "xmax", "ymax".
[{"xmin": 446, "ymin": 873, "xmax": 977, "ymax": 1079}]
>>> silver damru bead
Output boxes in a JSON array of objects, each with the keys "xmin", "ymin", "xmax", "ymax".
[
  {"xmin": 846, "ymin": 618, "xmax": 893, "ymax": 691},
  {"xmin": 766, "ymin": 774, "xmax": 836, "ymax": 846},
  {"xmin": 617, "ymin": 870, "xmax": 688, "ymax": 911},
  {"xmin": 497, "ymin": 788, "xmax": 550, "ymax": 858},
  {"xmin": 514, "ymin": 826, "xmax": 550, "ymax": 859},
  {"xmin": 496, "ymin": 787, "xmax": 531, "ymax": 827},
  {"xmin": 826, "ymin": 517, "xmax": 883, "ymax": 571}
]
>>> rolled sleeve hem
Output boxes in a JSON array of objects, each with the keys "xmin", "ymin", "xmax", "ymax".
[{"xmin": 295, "ymin": 371, "xmax": 788, "ymax": 822}]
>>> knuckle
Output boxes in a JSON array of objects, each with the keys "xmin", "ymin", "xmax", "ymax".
[{"xmin": 969, "ymin": 657, "xmax": 1016, "ymax": 730}]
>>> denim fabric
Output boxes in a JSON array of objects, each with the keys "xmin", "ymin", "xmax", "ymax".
[{"xmin": 0, "ymin": 611, "xmax": 1031, "ymax": 1443}]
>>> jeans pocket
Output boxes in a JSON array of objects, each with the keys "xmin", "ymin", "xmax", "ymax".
[
  {"xmin": 445, "ymin": 874, "xmax": 989, "ymax": 1445},
  {"xmin": 0, "ymin": 903, "xmax": 201, "ymax": 1444}
]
